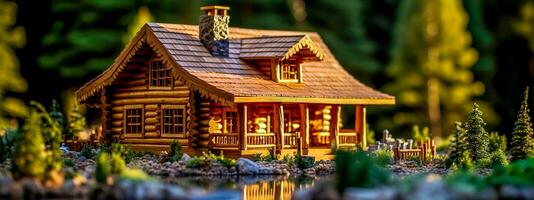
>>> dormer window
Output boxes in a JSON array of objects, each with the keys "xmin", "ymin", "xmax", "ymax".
[
  {"xmin": 150, "ymin": 59, "xmax": 172, "ymax": 88},
  {"xmin": 279, "ymin": 60, "xmax": 301, "ymax": 83}
]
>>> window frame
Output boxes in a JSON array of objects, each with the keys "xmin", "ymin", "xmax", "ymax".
[
  {"xmin": 278, "ymin": 60, "xmax": 301, "ymax": 83},
  {"xmin": 124, "ymin": 105, "xmax": 144, "ymax": 137},
  {"xmin": 222, "ymin": 107, "xmax": 239, "ymax": 134},
  {"xmin": 149, "ymin": 58, "xmax": 173, "ymax": 89},
  {"xmin": 160, "ymin": 104, "xmax": 187, "ymax": 138}
]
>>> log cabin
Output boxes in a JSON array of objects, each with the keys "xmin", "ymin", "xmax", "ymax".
[{"xmin": 75, "ymin": 5, "xmax": 395, "ymax": 159}]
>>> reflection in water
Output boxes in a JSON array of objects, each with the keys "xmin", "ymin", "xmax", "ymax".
[{"xmin": 164, "ymin": 175, "xmax": 324, "ymax": 200}]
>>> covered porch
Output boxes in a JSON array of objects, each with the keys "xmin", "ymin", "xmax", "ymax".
[{"xmin": 207, "ymin": 102, "xmax": 367, "ymax": 159}]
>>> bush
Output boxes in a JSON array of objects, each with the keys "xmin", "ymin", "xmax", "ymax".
[
  {"xmin": 458, "ymin": 151, "xmax": 474, "ymax": 171},
  {"xmin": 488, "ymin": 132, "xmax": 507, "ymax": 152},
  {"xmin": 186, "ymin": 156, "xmax": 209, "ymax": 168},
  {"xmin": 0, "ymin": 128, "xmax": 18, "ymax": 163},
  {"xmin": 63, "ymin": 158, "xmax": 75, "ymax": 168},
  {"xmin": 371, "ymin": 149, "xmax": 394, "ymax": 167},
  {"xmin": 336, "ymin": 149, "xmax": 391, "ymax": 193},
  {"xmin": 95, "ymin": 152, "xmax": 111, "ymax": 184},
  {"xmin": 490, "ymin": 148, "xmax": 508, "ymax": 167},
  {"xmin": 120, "ymin": 168, "xmax": 152, "ymax": 182},
  {"xmin": 168, "ymin": 140, "xmax": 183, "ymax": 162},
  {"xmin": 486, "ymin": 158, "xmax": 534, "ymax": 187},
  {"xmin": 80, "ymin": 144, "xmax": 95, "ymax": 159},
  {"xmin": 252, "ymin": 153, "xmax": 273, "ymax": 162},
  {"xmin": 411, "ymin": 125, "xmax": 430, "ymax": 143},
  {"xmin": 11, "ymin": 111, "xmax": 47, "ymax": 179},
  {"xmin": 294, "ymin": 154, "xmax": 314, "ymax": 169},
  {"xmin": 110, "ymin": 152, "xmax": 126, "ymax": 174}
]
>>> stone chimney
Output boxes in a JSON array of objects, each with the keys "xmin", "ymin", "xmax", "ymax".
[{"xmin": 199, "ymin": 6, "xmax": 230, "ymax": 57}]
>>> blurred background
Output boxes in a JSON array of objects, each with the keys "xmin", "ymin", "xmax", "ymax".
[{"xmin": 0, "ymin": 0, "xmax": 533, "ymax": 141}]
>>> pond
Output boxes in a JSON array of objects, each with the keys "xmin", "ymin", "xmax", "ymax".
[{"xmin": 163, "ymin": 175, "xmax": 327, "ymax": 200}]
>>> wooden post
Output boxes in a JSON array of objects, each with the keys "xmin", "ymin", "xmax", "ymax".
[
  {"xmin": 299, "ymin": 104, "xmax": 309, "ymax": 153},
  {"xmin": 296, "ymin": 136, "xmax": 302, "ymax": 156},
  {"xmin": 100, "ymin": 89, "xmax": 108, "ymax": 138},
  {"xmin": 330, "ymin": 105, "xmax": 341, "ymax": 149},
  {"xmin": 355, "ymin": 105, "xmax": 367, "ymax": 148},
  {"xmin": 275, "ymin": 104, "xmax": 284, "ymax": 150},
  {"xmin": 239, "ymin": 104, "xmax": 248, "ymax": 150}
]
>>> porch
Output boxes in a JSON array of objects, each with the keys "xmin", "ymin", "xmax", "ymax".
[{"xmin": 207, "ymin": 103, "xmax": 367, "ymax": 159}]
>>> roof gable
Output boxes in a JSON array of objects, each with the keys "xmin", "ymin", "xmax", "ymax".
[{"xmin": 240, "ymin": 35, "xmax": 325, "ymax": 61}]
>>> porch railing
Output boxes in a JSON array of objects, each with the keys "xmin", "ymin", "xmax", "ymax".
[
  {"xmin": 338, "ymin": 130, "xmax": 358, "ymax": 147},
  {"xmin": 209, "ymin": 133, "xmax": 239, "ymax": 148},
  {"xmin": 282, "ymin": 132, "xmax": 298, "ymax": 149},
  {"xmin": 247, "ymin": 133, "xmax": 276, "ymax": 148}
]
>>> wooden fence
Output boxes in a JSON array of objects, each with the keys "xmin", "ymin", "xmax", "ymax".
[{"xmin": 393, "ymin": 139, "xmax": 435, "ymax": 162}]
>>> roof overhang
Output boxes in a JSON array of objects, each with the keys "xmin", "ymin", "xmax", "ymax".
[{"xmin": 233, "ymin": 96, "xmax": 395, "ymax": 105}]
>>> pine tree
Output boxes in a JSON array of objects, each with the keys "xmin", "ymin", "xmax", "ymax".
[
  {"xmin": 68, "ymin": 101, "xmax": 86, "ymax": 139},
  {"xmin": 464, "ymin": 103, "xmax": 490, "ymax": 162},
  {"xmin": 11, "ymin": 110, "xmax": 47, "ymax": 179},
  {"xmin": 383, "ymin": 0, "xmax": 493, "ymax": 138},
  {"xmin": 510, "ymin": 87, "xmax": 534, "ymax": 161},
  {"xmin": 448, "ymin": 122, "xmax": 467, "ymax": 166},
  {"xmin": 0, "ymin": 0, "xmax": 27, "ymax": 128},
  {"xmin": 49, "ymin": 99, "xmax": 66, "ymax": 135}
]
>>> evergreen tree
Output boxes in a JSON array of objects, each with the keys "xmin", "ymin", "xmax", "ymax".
[
  {"xmin": 510, "ymin": 87, "xmax": 534, "ymax": 161},
  {"xmin": 0, "ymin": 0, "xmax": 27, "ymax": 128},
  {"xmin": 490, "ymin": 148, "xmax": 508, "ymax": 167},
  {"xmin": 383, "ymin": 0, "xmax": 493, "ymax": 138},
  {"xmin": 30, "ymin": 101, "xmax": 63, "ymax": 174},
  {"xmin": 448, "ymin": 122, "xmax": 467, "ymax": 166},
  {"xmin": 11, "ymin": 110, "xmax": 47, "ymax": 179},
  {"xmin": 49, "ymin": 99, "xmax": 66, "ymax": 135},
  {"xmin": 68, "ymin": 101, "xmax": 86, "ymax": 139},
  {"xmin": 464, "ymin": 103, "xmax": 490, "ymax": 162}
]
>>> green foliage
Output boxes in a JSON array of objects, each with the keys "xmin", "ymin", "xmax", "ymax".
[
  {"xmin": 294, "ymin": 154, "xmax": 314, "ymax": 169},
  {"xmin": 186, "ymin": 152, "xmax": 236, "ymax": 169},
  {"xmin": 168, "ymin": 140, "xmax": 183, "ymax": 162},
  {"xmin": 252, "ymin": 153, "xmax": 274, "ymax": 162},
  {"xmin": 490, "ymin": 148, "xmax": 508, "ymax": 167},
  {"xmin": 336, "ymin": 149, "xmax": 391, "ymax": 192},
  {"xmin": 488, "ymin": 132, "xmax": 507, "ymax": 152},
  {"xmin": 464, "ymin": 103, "xmax": 490, "ymax": 162},
  {"xmin": 30, "ymin": 101, "xmax": 63, "ymax": 173},
  {"xmin": 510, "ymin": 87, "xmax": 534, "ymax": 161},
  {"xmin": 80, "ymin": 144, "xmax": 96, "ymax": 159},
  {"xmin": 11, "ymin": 110, "xmax": 47, "ymax": 179},
  {"xmin": 68, "ymin": 102, "xmax": 86, "ymax": 138},
  {"xmin": 383, "ymin": 0, "xmax": 493, "ymax": 138},
  {"xmin": 411, "ymin": 125, "xmax": 430, "ymax": 143},
  {"xmin": 120, "ymin": 168, "xmax": 152, "ymax": 182},
  {"xmin": 366, "ymin": 124, "xmax": 376, "ymax": 145},
  {"xmin": 110, "ymin": 153, "xmax": 126, "ymax": 174},
  {"xmin": 63, "ymin": 158, "xmax": 74, "ymax": 168},
  {"xmin": 486, "ymin": 158, "xmax": 534, "ymax": 187},
  {"xmin": 48, "ymin": 99, "xmax": 66, "ymax": 135},
  {"xmin": 445, "ymin": 170, "xmax": 486, "ymax": 192},
  {"xmin": 0, "ymin": 128, "xmax": 18, "ymax": 163},
  {"xmin": 0, "ymin": 0, "xmax": 27, "ymax": 129},
  {"xmin": 458, "ymin": 151, "xmax": 474, "ymax": 172},
  {"xmin": 186, "ymin": 156, "xmax": 209, "ymax": 168},
  {"xmin": 95, "ymin": 152, "xmax": 111, "ymax": 184},
  {"xmin": 371, "ymin": 149, "xmax": 393, "ymax": 167},
  {"xmin": 448, "ymin": 122, "xmax": 467, "ymax": 167}
]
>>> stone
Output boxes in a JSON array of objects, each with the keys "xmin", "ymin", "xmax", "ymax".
[
  {"xmin": 181, "ymin": 153, "xmax": 191, "ymax": 162},
  {"xmin": 237, "ymin": 158, "xmax": 260, "ymax": 175},
  {"xmin": 343, "ymin": 187, "xmax": 396, "ymax": 200}
]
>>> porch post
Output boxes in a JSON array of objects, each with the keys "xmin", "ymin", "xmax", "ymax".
[
  {"xmin": 299, "ymin": 104, "xmax": 309, "ymax": 151},
  {"xmin": 273, "ymin": 103, "xmax": 284, "ymax": 151},
  {"xmin": 239, "ymin": 104, "xmax": 248, "ymax": 150},
  {"xmin": 355, "ymin": 105, "xmax": 367, "ymax": 148},
  {"xmin": 330, "ymin": 105, "xmax": 341, "ymax": 148}
]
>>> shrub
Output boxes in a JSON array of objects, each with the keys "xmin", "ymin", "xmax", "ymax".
[
  {"xmin": 11, "ymin": 111, "xmax": 47, "ymax": 179},
  {"xmin": 48, "ymin": 99, "xmax": 66, "ymax": 136},
  {"xmin": 458, "ymin": 151, "xmax": 474, "ymax": 172},
  {"xmin": 489, "ymin": 148, "xmax": 508, "ymax": 167},
  {"xmin": 63, "ymin": 158, "xmax": 75, "ymax": 168},
  {"xmin": 120, "ymin": 168, "xmax": 152, "ymax": 182},
  {"xmin": 371, "ymin": 149, "xmax": 393, "ymax": 167},
  {"xmin": 486, "ymin": 158, "xmax": 534, "ymax": 187},
  {"xmin": 283, "ymin": 154, "xmax": 294, "ymax": 167},
  {"xmin": 488, "ymin": 132, "xmax": 507, "ymax": 152},
  {"xmin": 186, "ymin": 156, "xmax": 208, "ymax": 168},
  {"xmin": 252, "ymin": 153, "xmax": 273, "ymax": 162},
  {"xmin": 0, "ymin": 128, "xmax": 18, "ymax": 163},
  {"xmin": 110, "ymin": 152, "xmax": 126, "ymax": 174},
  {"xmin": 80, "ymin": 144, "xmax": 95, "ymax": 159},
  {"xmin": 336, "ymin": 149, "xmax": 391, "ymax": 193},
  {"xmin": 68, "ymin": 101, "xmax": 86, "ymax": 138},
  {"xmin": 95, "ymin": 152, "xmax": 111, "ymax": 184},
  {"xmin": 168, "ymin": 140, "xmax": 183, "ymax": 162},
  {"xmin": 294, "ymin": 154, "xmax": 314, "ymax": 169},
  {"xmin": 448, "ymin": 122, "xmax": 467, "ymax": 167},
  {"xmin": 411, "ymin": 125, "xmax": 430, "ymax": 143}
]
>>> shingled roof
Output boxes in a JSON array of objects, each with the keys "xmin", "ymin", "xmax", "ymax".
[{"xmin": 76, "ymin": 22, "xmax": 395, "ymax": 105}]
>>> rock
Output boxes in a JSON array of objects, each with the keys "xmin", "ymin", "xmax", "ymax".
[
  {"xmin": 237, "ymin": 158, "xmax": 260, "ymax": 175},
  {"xmin": 19, "ymin": 178, "xmax": 45, "ymax": 198},
  {"xmin": 520, "ymin": 187, "xmax": 534, "ymax": 199},
  {"xmin": 500, "ymin": 185, "xmax": 522, "ymax": 199},
  {"xmin": 304, "ymin": 168, "xmax": 316, "ymax": 175},
  {"xmin": 409, "ymin": 174, "xmax": 450, "ymax": 200},
  {"xmin": 181, "ymin": 153, "xmax": 191, "ymax": 162},
  {"xmin": 343, "ymin": 187, "xmax": 396, "ymax": 200}
]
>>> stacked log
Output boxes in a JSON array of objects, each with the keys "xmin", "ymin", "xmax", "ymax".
[{"xmin": 197, "ymin": 99, "xmax": 211, "ymax": 148}]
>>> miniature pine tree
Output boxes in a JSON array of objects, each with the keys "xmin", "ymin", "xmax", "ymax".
[
  {"xmin": 95, "ymin": 152, "xmax": 111, "ymax": 184},
  {"xmin": 490, "ymin": 148, "xmax": 508, "ymax": 167},
  {"xmin": 458, "ymin": 151, "xmax": 474, "ymax": 172},
  {"xmin": 448, "ymin": 122, "xmax": 467, "ymax": 166},
  {"xmin": 464, "ymin": 103, "xmax": 490, "ymax": 162},
  {"xmin": 510, "ymin": 87, "xmax": 534, "ymax": 161},
  {"xmin": 49, "ymin": 99, "xmax": 66, "ymax": 135},
  {"xmin": 30, "ymin": 101, "xmax": 63, "ymax": 173},
  {"xmin": 68, "ymin": 101, "xmax": 86, "ymax": 139},
  {"xmin": 11, "ymin": 110, "xmax": 47, "ymax": 179}
]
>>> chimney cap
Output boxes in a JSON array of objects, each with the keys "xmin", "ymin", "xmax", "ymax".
[{"xmin": 200, "ymin": 5, "xmax": 230, "ymax": 11}]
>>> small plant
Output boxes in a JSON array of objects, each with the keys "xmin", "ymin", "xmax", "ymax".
[
  {"xmin": 448, "ymin": 122, "xmax": 467, "ymax": 167},
  {"xmin": 0, "ymin": 128, "xmax": 18, "ymax": 163},
  {"xmin": 488, "ymin": 132, "xmax": 507, "ymax": 152},
  {"xmin": 49, "ymin": 99, "xmax": 66, "ymax": 135},
  {"xmin": 283, "ymin": 154, "xmax": 295, "ymax": 167},
  {"xmin": 63, "ymin": 158, "xmax": 75, "ymax": 168},
  {"xmin": 294, "ymin": 154, "xmax": 314, "ymax": 169},
  {"xmin": 252, "ymin": 153, "xmax": 262, "ymax": 161},
  {"xmin": 11, "ymin": 110, "xmax": 47, "ymax": 179},
  {"xmin": 186, "ymin": 156, "xmax": 208, "ymax": 168},
  {"xmin": 168, "ymin": 140, "xmax": 183, "ymax": 162},
  {"xmin": 252, "ymin": 153, "xmax": 274, "ymax": 162},
  {"xmin": 486, "ymin": 158, "xmax": 534, "ymax": 187},
  {"xmin": 510, "ymin": 87, "xmax": 534, "ymax": 161},
  {"xmin": 95, "ymin": 152, "xmax": 111, "ymax": 184},
  {"xmin": 458, "ymin": 151, "xmax": 474, "ymax": 172},
  {"xmin": 464, "ymin": 103, "xmax": 490, "ymax": 163},
  {"xmin": 120, "ymin": 168, "xmax": 152, "ymax": 182},
  {"xmin": 80, "ymin": 144, "xmax": 96, "ymax": 159},
  {"xmin": 68, "ymin": 101, "xmax": 86, "ymax": 139},
  {"xmin": 411, "ymin": 125, "xmax": 430, "ymax": 143},
  {"xmin": 336, "ymin": 149, "xmax": 391, "ymax": 193},
  {"xmin": 489, "ymin": 148, "xmax": 508, "ymax": 167},
  {"xmin": 371, "ymin": 149, "xmax": 394, "ymax": 167},
  {"xmin": 407, "ymin": 155, "xmax": 422, "ymax": 166}
]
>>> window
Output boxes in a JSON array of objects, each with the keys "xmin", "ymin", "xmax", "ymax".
[
  {"xmin": 161, "ymin": 105, "xmax": 186, "ymax": 135},
  {"xmin": 150, "ymin": 60, "xmax": 172, "ymax": 87},
  {"xmin": 125, "ymin": 106, "xmax": 143, "ymax": 135},
  {"xmin": 279, "ymin": 60, "xmax": 300, "ymax": 82},
  {"xmin": 223, "ymin": 109, "xmax": 238, "ymax": 133}
]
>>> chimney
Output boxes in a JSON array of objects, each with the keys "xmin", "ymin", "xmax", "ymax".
[{"xmin": 199, "ymin": 5, "xmax": 230, "ymax": 57}]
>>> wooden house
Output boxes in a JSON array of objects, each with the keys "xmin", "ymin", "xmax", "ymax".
[{"xmin": 75, "ymin": 6, "xmax": 395, "ymax": 158}]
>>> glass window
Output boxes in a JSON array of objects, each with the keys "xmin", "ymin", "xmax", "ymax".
[
  {"xmin": 279, "ymin": 61, "xmax": 300, "ymax": 81},
  {"xmin": 162, "ymin": 108, "xmax": 185, "ymax": 134},
  {"xmin": 125, "ymin": 108, "xmax": 143, "ymax": 134},
  {"xmin": 150, "ymin": 60, "xmax": 172, "ymax": 87}
]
